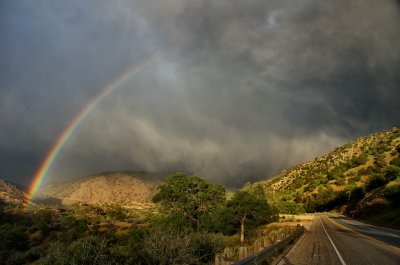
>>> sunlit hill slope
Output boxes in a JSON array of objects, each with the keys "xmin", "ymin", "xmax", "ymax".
[
  {"xmin": 0, "ymin": 179, "xmax": 31, "ymax": 207},
  {"xmin": 251, "ymin": 127, "xmax": 400, "ymax": 227},
  {"xmin": 36, "ymin": 171, "xmax": 163, "ymax": 207}
]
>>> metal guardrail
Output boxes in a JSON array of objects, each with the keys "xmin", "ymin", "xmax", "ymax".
[{"xmin": 233, "ymin": 226, "xmax": 305, "ymax": 265}]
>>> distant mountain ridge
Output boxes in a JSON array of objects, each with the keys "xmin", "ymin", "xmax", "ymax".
[
  {"xmin": 36, "ymin": 171, "xmax": 164, "ymax": 207},
  {"xmin": 249, "ymin": 127, "xmax": 400, "ymax": 227}
]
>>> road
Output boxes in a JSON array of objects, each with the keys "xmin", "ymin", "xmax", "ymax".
[{"xmin": 277, "ymin": 215, "xmax": 400, "ymax": 265}]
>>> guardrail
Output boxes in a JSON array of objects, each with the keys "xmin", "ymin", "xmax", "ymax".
[{"xmin": 232, "ymin": 226, "xmax": 305, "ymax": 265}]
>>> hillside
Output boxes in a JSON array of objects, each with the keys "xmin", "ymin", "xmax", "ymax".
[
  {"xmin": 35, "ymin": 171, "xmax": 163, "ymax": 207},
  {"xmin": 250, "ymin": 127, "xmax": 400, "ymax": 226},
  {"xmin": 0, "ymin": 179, "xmax": 31, "ymax": 207}
]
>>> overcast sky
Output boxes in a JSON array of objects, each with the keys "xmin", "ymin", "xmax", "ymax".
[{"xmin": 1, "ymin": 0, "xmax": 399, "ymax": 188}]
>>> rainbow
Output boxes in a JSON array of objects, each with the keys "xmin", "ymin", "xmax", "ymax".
[{"xmin": 27, "ymin": 57, "xmax": 155, "ymax": 201}]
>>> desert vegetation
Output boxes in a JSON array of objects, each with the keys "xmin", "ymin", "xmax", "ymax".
[
  {"xmin": 250, "ymin": 127, "xmax": 400, "ymax": 228},
  {"xmin": 2, "ymin": 127, "xmax": 400, "ymax": 264},
  {"xmin": 0, "ymin": 173, "xmax": 278, "ymax": 265}
]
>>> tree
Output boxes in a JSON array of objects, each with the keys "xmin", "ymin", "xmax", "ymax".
[
  {"xmin": 152, "ymin": 173, "xmax": 226, "ymax": 230},
  {"xmin": 218, "ymin": 191, "xmax": 276, "ymax": 243}
]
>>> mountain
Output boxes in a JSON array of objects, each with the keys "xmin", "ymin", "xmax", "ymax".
[
  {"xmin": 35, "ymin": 171, "xmax": 164, "ymax": 207},
  {"xmin": 249, "ymin": 127, "xmax": 400, "ymax": 226},
  {"xmin": 0, "ymin": 179, "xmax": 31, "ymax": 207}
]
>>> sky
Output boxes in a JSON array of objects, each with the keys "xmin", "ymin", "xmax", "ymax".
[{"xmin": 1, "ymin": 0, "xmax": 400, "ymax": 188}]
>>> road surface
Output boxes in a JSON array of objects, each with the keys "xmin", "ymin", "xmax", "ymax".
[{"xmin": 277, "ymin": 215, "xmax": 400, "ymax": 265}]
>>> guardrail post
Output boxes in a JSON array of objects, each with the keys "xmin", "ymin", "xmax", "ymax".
[
  {"xmin": 232, "ymin": 226, "xmax": 305, "ymax": 265},
  {"xmin": 239, "ymin": 246, "xmax": 248, "ymax": 260}
]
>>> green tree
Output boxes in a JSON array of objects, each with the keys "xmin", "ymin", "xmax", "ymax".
[
  {"xmin": 244, "ymin": 183, "xmax": 267, "ymax": 198},
  {"xmin": 218, "ymin": 191, "xmax": 276, "ymax": 243},
  {"xmin": 275, "ymin": 200, "xmax": 304, "ymax": 214},
  {"xmin": 152, "ymin": 173, "xmax": 226, "ymax": 230}
]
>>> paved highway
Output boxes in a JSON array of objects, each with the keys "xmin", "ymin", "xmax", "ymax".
[{"xmin": 277, "ymin": 215, "xmax": 400, "ymax": 265}]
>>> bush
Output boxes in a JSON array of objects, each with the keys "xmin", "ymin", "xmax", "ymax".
[
  {"xmin": 390, "ymin": 157, "xmax": 400, "ymax": 167},
  {"xmin": 326, "ymin": 172, "xmax": 335, "ymax": 180},
  {"xmin": 0, "ymin": 224, "xmax": 29, "ymax": 252},
  {"xmin": 384, "ymin": 165, "xmax": 400, "ymax": 182},
  {"xmin": 107, "ymin": 205, "xmax": 127, "ymax": 221},
  {"xmin": 352, "ymin": 153, "xmax": 369, "ymax": 166},
  {"xmin": 365, "ymin": 175, "xmax": 387, "ymax": 191},
  {"xmin": 140, "ymin": 226, "xmax": 225, "ymax": 265},
  {"xmin": 33, "ymin": 209, "xmax": 54, "ymax": 233},
  {"xmin": 349, "ymin": 187, "xmax": 365, "ymax": 203},
  {"xmin": 3, "ymin": 251, "xmax": 26, "ymax": 265},
  {"xmin": 275, "ymin": 201, "xmax": 304, "ymax": 214},
  {"xmin": 58, "ymin": 216, "xmax": 90, "ymax": 242},
  {"xmin": 384, "ymin": 181, "xmax": 400, "ymax": 204},
  {"xmin": 39, "ymin": 236, "xmax": 117, "ymax": 265}
]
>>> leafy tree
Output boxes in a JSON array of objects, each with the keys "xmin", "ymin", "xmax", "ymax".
[
  {"xmin": 218, "ymin": 191, "xmax": 276, "ymax": 243},
  {"xmin": 152, "ymin": 173, "xmax": 226, "ymax": 230},
  {"xmin": 275, "ymin": 200, "xmax": 304, "ymax": 214},
  {"xmin": 243, "ymin": 183, "xmax": 267, "ymax": 198}
]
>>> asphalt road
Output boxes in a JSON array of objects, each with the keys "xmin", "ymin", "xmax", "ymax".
[{"xmin": 277, "ymin": 215, "xmax": 400, "ymax": 265}]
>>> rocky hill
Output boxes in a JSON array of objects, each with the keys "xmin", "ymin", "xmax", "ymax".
[
  {"xmin": 35, "ymin": 171, "xmax": 164, "ymax": 207},
  {"xmin": 249, "ymin": 127, "xmax": 400, "ymax": 227},
  {"xmin": 0, "ymin": 179, "xmax": 31, "ymax": 207}
]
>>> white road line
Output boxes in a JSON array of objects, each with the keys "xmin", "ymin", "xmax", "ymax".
[{"xmin": 320, "ymin": 217, "xmax": 347, "ymax": 265}]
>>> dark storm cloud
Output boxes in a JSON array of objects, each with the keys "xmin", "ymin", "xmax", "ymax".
[{"xmin": 1, "ymin": 0, "xmax": 399, "ymax": 187}]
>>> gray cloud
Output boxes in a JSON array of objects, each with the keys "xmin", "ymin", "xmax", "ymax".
[{"xmin": 1, "ymin": 0, "xmax": 399, "ymax": 187}]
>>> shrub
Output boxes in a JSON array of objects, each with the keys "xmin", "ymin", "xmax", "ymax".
[
  {"xmin": 33, "ymin": 209, "xmax": 54, "ymax": 233},
  {"xmin": 140, "ymin": 226, "xmax": 225, "ymax": 265},
  {"xmin": 58, "ymin": 216, "xmax": 90, "ymax": 242},
  {"xmin": 0, "ymin": 224, "xmax": 29, "ymax": 252},
  {"xmin": 107, "ymin": 205, "xmax": 127, "ymax": 221},
  {"xmin": 352, "ymin": 153, "xmax": 369, "ymax": 166},
  {"xmin": 390, "ymin": 157, "xmax": 400, "ymax": 167},
  {"xmin": 3, "ymin": 251, "xmax": 26, "ymax": 265},
  {"xmin": 384, "ymin": 165, "xmax": 400, "ymax": 182},
  {"xmin": 335, "ymin": 179, "xmax": 345, "ymax": 186},
  {"xmin": 326, "ymin": 172, "xmax": 334, "ymax": 180},
  {"xmin": 365, "ymin": 175, "xmax": 387, "ymax": 191},
  {"xmin": 384, "ymin": 181, "xmax": 400, "ymax": 204},
  {"xmin": 39, "ymin": 236, "xmax": 117, "ymax": 265},
  {"xmin": 349, "ymin": 187, "xmax": 365, "ymax": 203}
]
